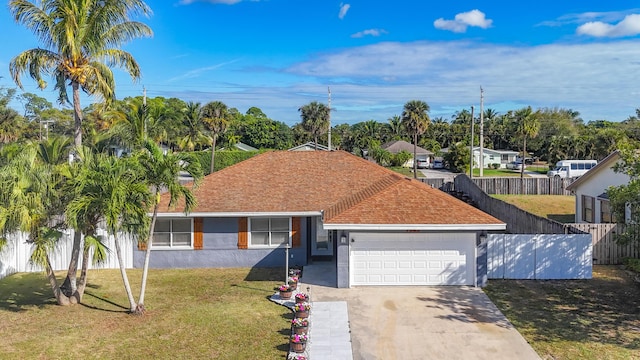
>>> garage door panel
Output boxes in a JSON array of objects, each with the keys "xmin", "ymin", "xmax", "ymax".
[{"xmin": 350, "ymin": 233, "xmax": 474, "ymax": 286}]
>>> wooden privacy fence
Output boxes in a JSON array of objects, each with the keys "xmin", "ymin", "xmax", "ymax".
[
  {"xmin": 469, "ymin": 176, "xmax": 574, "ymax": 195},
  {"xmin": 487, "ymin": 233, "xmax": 592, "ymax": 279},
  {"xmin": 565, "ymin": 223, "xmax": 640, "ymax": 265},
  {"xmin": 0, "ymin": 230, "xmax": 135, "ymax": 280},
  {"xmin": 454, "ymin": 175, "xmax": 586, "ymax": 235}
]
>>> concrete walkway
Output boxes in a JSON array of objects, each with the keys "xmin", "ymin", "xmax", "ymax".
[{"xmin": 303, "ymin": 262, "xmax": 541, "ymax": 360}]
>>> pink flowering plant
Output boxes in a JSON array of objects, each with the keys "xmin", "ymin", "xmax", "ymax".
[
  {"xmin": 291, "ymin": 317, "xmax": 309, "ymax": 327},
  {"xmin": 287, "ymin": 355, "xmax": 307, "ymax": 360},
  {"xmin": 290, "ymin": 334, "xmax": 308, "ymax": 343},
  {"xmin": 277, "ymin": 284, "xmax": 292, "ymax": 292},
  {"xmin": 288, "ymin": 276, "xmax": 299, "ymax": 283},
  {"xmin": 289, "ymin": 268, "xmax": 302, "ymax": 276},
  {"xmin": 294, "ymin": 293, "xmax": 308, "ymax": 301},
  {"xmin": 294, "ymin": 302, "xmax": 311, "ymax": 312}
]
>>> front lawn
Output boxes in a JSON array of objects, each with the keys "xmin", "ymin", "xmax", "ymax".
[
  {"xmin": 471, "ymin": 168, "xmax": 530, "ymax": 177},
  {"xmin": 484, "ymin": 266, "xmax": 640, "ymax": 359},
  {"xmin": 0, "ymin": 268, "xmax": 289, "ymax": 359},
  {"xmin": 493, "ymin": 194, "xmax": 575, "ymax": 223}
]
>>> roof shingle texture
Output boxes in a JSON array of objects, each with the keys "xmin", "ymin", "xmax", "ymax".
[{"xmin": 158, "ymin": 150, "xmax": 502, "ymax": 225}]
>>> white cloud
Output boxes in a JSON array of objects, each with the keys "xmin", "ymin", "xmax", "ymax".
[
  {"xmin": 538, "ymin": 9, "xmax": 640, "ymax": 27},
  {"xmin": 434, "ymin": 9, "xmax": 492, "ymax": 33},
  {"xmin": 577, "ymin": 14, "xmax": 640, "ymax": 37},
  {"xmin": 351, "ymin": 28, "xmax": 388, "ymax": 38},
  {"xmin": 339, "ymin": 3, "xmax": 350, "ymax": 20}
]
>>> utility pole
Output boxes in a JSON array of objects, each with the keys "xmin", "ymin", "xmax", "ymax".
[
  {"xmin": 327, "ymin": 87, "xmax": 332, "ymax": 151},
  {"xmin": 470, "ymin": 105, "xmax": 474, "ymax": 178},
  {"xmin": 479, "ymin": 86, "xmax": 484, "ymax": 177}
]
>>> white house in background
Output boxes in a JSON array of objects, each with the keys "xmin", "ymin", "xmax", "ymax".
[
  {"xmin": 473, "ymin": 148, "xmax": 519, "ymax": 169},
  {"xmin": 381, "ymin": 140, "xmax": 433, "ymax": 167},
  {"xmin": 566, "ymin": 151, "xmax": 630, "ymax": 223},
  {"xmin": 289, "ymin": 141, "xmax": 330, "ymax": 151}
]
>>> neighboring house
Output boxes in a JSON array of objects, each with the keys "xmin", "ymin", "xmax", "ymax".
[
  {"xmin": 289, "ymin": 142, "xmax": 330, "ymax": 151},
  {"xmin": 220, "ymin": 142, "xmax": 259, "ymax": 152},
  {"xmin": 141, "ymin": 150, "xmax": 506, "ymax": 288},
  {"xmin": 566, "ymin": 150, "xmax": 630, "ymax": 223},
  {"xmin": 473, "ymin": 148, "xmax": 518, "ymax": 169},
  {"xmin": 381, "ymin": 140, "xmax": 433, "ymax": 167}
]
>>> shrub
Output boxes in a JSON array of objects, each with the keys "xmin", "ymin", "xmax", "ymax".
[
  {"xmin": 491, "ymin": 163, "xmax": 500, "ymax": 169},
  {"xmin": 391, "ymin": 150, "xmax": 412, "ymax": 167},
  {"xmin": 623, "ymin": 258, "xmax": 640, "ymax": 273}
]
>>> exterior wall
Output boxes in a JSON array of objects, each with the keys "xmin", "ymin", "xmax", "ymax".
[
  {"xmin": 337, "ymin": 231, "xmax": 350, "ymax": 288},
  {"xmin": 573, "ymin": 164, "xmax": 629, "ymax": 223},
  {"xmin": 476, "ymin": 235, "xmax": 488, "ymax": 287},
  {"xmin": 133, "ymin": 217, "xmax": 309, "ymax": 269},
  {"xmin": 472, "ymin": 150, "xmax": 516, "ymax": 169}
]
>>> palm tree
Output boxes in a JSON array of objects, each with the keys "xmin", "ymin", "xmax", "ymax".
[
  {"xmin": 133, "ymin": 140, "xmax": 202, "ymax": 314},
  {"xmin": 202, "ymin": 101, "xmax": 230, "ymax": 173},
  {"xmin": 9, "ymin": 0, "xmax": 153, "ymax": 148},
  {"xmin": 179, "ymin": 102, "xmax": 209, "ymax": 151},
  {"xmin": 68, "ymin": 153, "xmax": 151, "ymax": 312},
  {"xmin": 0, "ymin": 146, "xmax": 70, "ymax": 304},
  {"xmin": 401, "ymin": 100, "xmax": 430, "ymax": 178},
  {"xmin": 298, "ymin": 101, "xmax": 330, "ymax": 150},
  {"xmin": 387, "ymin": 115, "xmax": 404, "ymax": 140},
  {"xmin": 515, "ymin": 106, "xmax": 540, "ymax": 183}
]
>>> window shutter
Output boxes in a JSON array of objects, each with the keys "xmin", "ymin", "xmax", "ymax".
[
  {"xmin": 138, "ymin": 240, "xmax": 147, "ymax": 251},
  {"xmin": 238, "ymin": 217, "xmax": 248, "ymax": 249},
  {"xmin": 292, "ymin": 217, "xmax": 301, "ymax": 248},
  {"xmin": 194, "ymin": 217, "xmax": 203, "ymax": 250}
]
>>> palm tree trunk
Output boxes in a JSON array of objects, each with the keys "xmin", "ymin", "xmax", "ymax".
[
  {"xmin": 44, "ymin": 252, "xmax": 71, "ymax": 306},
  {"xmin": 136, "ymin": 201, "xmax": 159, "ymax": 314},
  {"xmin": 72, "ymin": 82, "xmax": 83, "ymax": 148},
  {"xmin": 210, "ymin": 135, "xmax": 217, "ymax": 174},
  {"xmin": 314, "ymin": 136, "xmax": 318, "ymax": 150},
  {"xmin": 73, "ymin": 246, "xmax": 91, "ymax": 303},
  {"xmin": 61, "ymin": 230, "xmax": 82, "ymax": 297},
  {"xmin": 520, "ymin": 137, "xmax": 527, "ymax": 193},
  {"xmin": 112, "ymin": 231, "xmax": 137, "ymax": 313},
  {"xmin": 413, "ymin": 133, "xmax": 418, "ymax": 179}
]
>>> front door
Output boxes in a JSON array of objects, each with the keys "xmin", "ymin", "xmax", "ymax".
[{"xmin": 311, "ymin": 218, "xmax": 333, "ymax": 256}]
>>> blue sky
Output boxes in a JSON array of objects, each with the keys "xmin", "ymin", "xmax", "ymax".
[{"xmin": 2, "ymin": 1, "xmax": 640, "ymax": 125}]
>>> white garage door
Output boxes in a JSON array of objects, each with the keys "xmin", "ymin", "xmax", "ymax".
[{"xmin": 350, "ymin": 232, "xmax": 475, "ymax": 286}]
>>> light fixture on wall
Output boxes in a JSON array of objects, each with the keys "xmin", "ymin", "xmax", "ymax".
[{"xmin": 340, "ymin": 235, "xmax": 347, "ymax": 244}]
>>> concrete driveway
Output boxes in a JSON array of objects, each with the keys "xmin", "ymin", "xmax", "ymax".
[{"xmin": 308, "ymin": 281, "xmax": 540, "ymax": 360}]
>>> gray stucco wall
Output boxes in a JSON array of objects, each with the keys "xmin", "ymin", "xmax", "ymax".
[
  {"xmin": 133, "ymin": 217, "xmax": 309, "ymax": 269},
  {"xmin": 336, "ymin": 231, "xmax": 350, "ymax": 288}
]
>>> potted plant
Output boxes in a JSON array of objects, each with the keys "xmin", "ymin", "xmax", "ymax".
[
  {"xmin": 289, "ymin": 268, "xmax": 302, "ymax": 278},
  {"xmin": 290, "ymin": 333, "xmax": 308, "ymax": 353},
  {"xmin": 291, "ymin": 317, "xmax": 309, "ymax": 335},
  {"xmin": 294, "ymin": 292, "xmax": 309, "ymax": 304},
  {"xmin": 294, "ymin": 302, "xmax": 311, "ymax": 318},
  {"xmin": 288, "ymin": 276, "xmax": 299, "ymax": 290},
  {"xmin": 287, "ymin": 354, "xmax": 307, "ymax": 360},
  {"xmin": 277, "ymin": 284, "xmax": 293, "ymax": 300}
]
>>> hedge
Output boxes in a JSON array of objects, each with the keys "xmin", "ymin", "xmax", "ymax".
[{"xmin": 192, "ymin": 150, "xmax": 265, "ymax": 175}]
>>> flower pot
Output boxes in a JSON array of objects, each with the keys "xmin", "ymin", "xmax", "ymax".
[
  {"xmin": 279, "ymin": 290, "xmax": 293, "ymax": 300},
  {"xmin": 293, "ymin": 325, "xmax": 308, "ymax": 335},
  {"xmin": 288, "ymin": 281, "xmax": 298, "ymax": 291},
  {"xmin": 295, "ymin": 296, "xmax": 308, "ymax": 304},
  {"xmin": 290, "ymin": 341, "xmax": 306, "ymax": 353},
  {"xmin": 295, "ymin": 310, "xmax": 309, "ymax": 319}
]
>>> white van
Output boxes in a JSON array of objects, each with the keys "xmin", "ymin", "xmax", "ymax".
[{"xmin": 547, "ymin": 160, "xmax": 598, "ymax": 178}]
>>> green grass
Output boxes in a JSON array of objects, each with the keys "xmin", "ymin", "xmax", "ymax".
[
  {"xmin": 388, "ymin": 166, "xmax": 415, "ymax": 177},
  {"xmin": 493, "ymin": 194, "xmax": 576, "ymax": 223},
  {"xmin": 0, "ymin": 268, "xmax": 290, "ymax": 359},
  {"xmin": 471, "ymin": 168, "xmax": 528, "ymax": 177},
  {"xmin": 484, "ymin": 266, "xmax": 640, "ymax": 360}
]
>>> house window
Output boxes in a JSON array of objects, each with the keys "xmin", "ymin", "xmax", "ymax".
[
  {"xmin": 153, "ymin": 218, "xmax": 193, "ymax": 248},
  {"xmin": 501, "ymin": 154, "xmax": 509, "ymax": 161},
  {"xmin": 249, "ymin": 218, "xmax": 291, "ymax": 247},
  {"xmin": 582, "ymin": 195, "xmax": 595, "ymax": 223},
  {"xmin": 600, "ymin": 200, "xmax": 616, "ymax": 223}
]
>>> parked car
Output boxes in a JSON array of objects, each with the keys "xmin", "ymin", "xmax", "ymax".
[
  {"xmin": 432, "ymin": 159, "xmax": 444, "ymax": 169},
  {"xmin": 416, "ymin": 159, "xmax": 429, "ymax": 169},
  {"xmin": 506, "ymin": 161, "xmax": 523, "ymax": 170}
]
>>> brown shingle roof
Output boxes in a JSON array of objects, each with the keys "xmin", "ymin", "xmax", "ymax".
[{"xmin": 158, "ymin": 150, "xmax": 502, "ymax": 226}]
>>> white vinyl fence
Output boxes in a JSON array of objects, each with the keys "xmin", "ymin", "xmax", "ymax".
[
  {"xmin": 488, "ymin": 234, "xmax": 592, "ymax": 280},
  {"xmin": 0, "ymin": 230, "xmax": 134, "ymax": 280}
]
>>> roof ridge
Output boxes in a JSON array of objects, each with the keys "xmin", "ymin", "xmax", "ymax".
[{"xmin": 324, "ymin": 173, "xmax": 403, "ymax": 221}]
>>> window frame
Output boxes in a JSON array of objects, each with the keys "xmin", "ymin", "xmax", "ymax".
[
  {"xmin": 600, "ymin": 199, "xmax": 616, "ymax": 223},
  {"xmin": 582, "ymin": 195, "xmax": 595, "ymax": 223},
  {"xmin": 151, "ymin": 218, "xmax": 194, "ymax": 250},
  {"xmin": 248, "ymin": 217, "xmax": 292, "ymax": 248}
]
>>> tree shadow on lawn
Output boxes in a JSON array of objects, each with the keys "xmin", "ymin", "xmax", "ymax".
[
  {"xmin": 485, "ymin": 267, "xmax": 640, "ymax": 351},
  {"xmin": 80, "ymin": 291, "xmax": 129, "ymax": 313},
  {"xmin": 0, "ymin": 273, "xmax": 57, "ymax": 312},
  {"xmin": 244, "ymin": 267, "xmax": 285, "ymax": 282}
]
